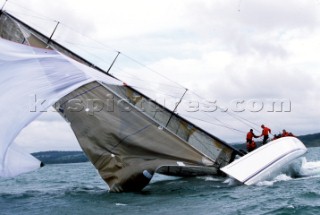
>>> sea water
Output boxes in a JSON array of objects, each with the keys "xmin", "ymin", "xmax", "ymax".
[{"xmin": 2, "ymin": 148, "xmax": 320, "ymax": 215}]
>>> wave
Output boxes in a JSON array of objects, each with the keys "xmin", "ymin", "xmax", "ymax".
[
  {"xmin": 222, "ymin": 155, "xmax": 320, "ymax": 187},
  {"xmin": 260, "ymin": 156, "xmax": 320, "ymax": 185},
  {"xmin": 297, "ymin": 157, "xmax": 320, "ymax": 177},
  {"xmin": 256, "ymin": 174, "xmax": 293, "ymax": 186}
]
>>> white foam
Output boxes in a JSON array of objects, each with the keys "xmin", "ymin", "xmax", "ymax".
[
  {"xmin": 200, "ymin": 176, "xmax": 221, "ymax": 182},
  {"xmin": 298, "ymin": 157, "xmax": 320, "ymax": 177},
  {"xmin": 256, "ymin": 180, "xmax": 274, "ymax": 186},
  {"xmin": 223, "ymin": 177, "xmax": 241, "ymax": 186},
  {"xmin": 115, "ymin": 203, "xmax": 127, "ymax": 206},
  {"xmin": 255, "ymin": 156, "xmax": 320, "ymax": 186},
  {"xmin": 274, "ymin": 174, "xmax": 292, "ymax": 181}
]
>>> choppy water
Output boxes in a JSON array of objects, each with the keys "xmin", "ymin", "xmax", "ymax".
[{"xmin": 2, "ymin": 148, "xmax": 320, "ymax": 215}]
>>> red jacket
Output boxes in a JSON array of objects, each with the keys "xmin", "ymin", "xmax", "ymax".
[
  {"xmin": 247, "ymin": 132, "xmax": 254, "ymax": 140},
  {"xmin": 262, "ymin": 127, "xmax": 271, "ymax": 136},
  {"xmin": 247, "ymin": 131, "xmax": 258, "ymax": 140}
]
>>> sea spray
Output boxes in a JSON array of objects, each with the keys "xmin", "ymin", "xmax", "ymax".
[{"xmin": 298, "ymin": 157, "xmax": 320, "ymax": 177}]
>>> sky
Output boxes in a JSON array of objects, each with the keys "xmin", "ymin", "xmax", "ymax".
[{"xmin": 2, "ymin": 0, "xmax": 320, "ymax": 152}]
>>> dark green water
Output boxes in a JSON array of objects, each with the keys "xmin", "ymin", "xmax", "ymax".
[{"xmin": 1, "ymin": 148, "xmax": 320, "ymax": 215}]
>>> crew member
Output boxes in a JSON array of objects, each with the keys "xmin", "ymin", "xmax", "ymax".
[
  {"xmin": 282, "ymin": 129, "xmax": 295, "ymax": 137},
  {"xmin": 260, "ymin": 124, "xmax": 271, "ymax": 145},
  {"xmin": 281, "ymin": 129, "xmax": 289, "ymax": 137},
  {"xmin": 246, "ymin": 129, "xmax": 259, "ymax": 152}
]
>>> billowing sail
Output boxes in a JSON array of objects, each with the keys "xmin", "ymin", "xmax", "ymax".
[
  {"xmin": 0, "ymin": 10, "xmax": 241, "ymax": 192},
  {"xmin": 0, "ymin": 35, "xmax": 120, "ymax": 177}
]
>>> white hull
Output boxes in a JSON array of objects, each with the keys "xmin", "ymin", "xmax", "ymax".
[{"xmin": 220, "ymin": 137, "xmax": 307, "ymax": 185}]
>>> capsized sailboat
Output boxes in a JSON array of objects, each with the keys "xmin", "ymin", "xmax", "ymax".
[{"xmin": 0, "ymin": 10, "xmax": 243, "ymax": 192}]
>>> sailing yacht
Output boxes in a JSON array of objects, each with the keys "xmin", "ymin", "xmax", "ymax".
[
  {"xmin": 0, "ymin": 10, "xmax": 241, "ymax": 192},
  {"xmin": 0, "ymin": 8, "xmax": 307, "ymax": 191}
]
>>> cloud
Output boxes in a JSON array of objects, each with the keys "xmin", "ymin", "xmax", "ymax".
[
  {"xmin": 3, "ymin": 0, "xmax": 320, "ymax": 149},
  {"xmin": 15, "ymin": 118, "xmax": 81, "ymax": 153},
  {"xmin": 183, "ymin": 0, "xmax": 320, "ymax": 58}
]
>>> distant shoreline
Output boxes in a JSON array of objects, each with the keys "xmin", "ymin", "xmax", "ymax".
[
  {"xmin": 32, "ymin": 133, "xmax": 320, "ymax": 164},
  {"xmin": 32, "ymin": 151, "xmax": 88, "ymax": 164}
]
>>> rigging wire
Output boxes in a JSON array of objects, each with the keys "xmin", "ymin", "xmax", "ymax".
[
  {"xmin": 2, "ymin": 2, "xmax": 195, "ymax": 92},
  {"xmin": 5, "ymin": 0, "xmax": 119, "ymax": 53},
  {"xmin": 4, "ymin": 9, "xmax": 56, "ymax": 22},
  {"xmin": 5, "ymin": 1, "xmax": 258, "ymax": 137},
  {"xmin": 189, "ymin": 91, "xmax": 261, "ymax": 132},
  {"xmin": 5, "ymin": 0, "xmax": 57, "ymax": 22},
  {"xmin": 114, "ymin": 72, "xmax": 186, "ymax": 90},
  {"xmin": 53, "ymin": 41, "xmax": 184, "ymax": 90},
  {"xmin": 170, "ymin": 97, "xmax": 244, "ymax": 133},
  {"xmin": 57, "ymin": 40, "xmax": 118, "ymax": 69},
  {"xmin": 126, "ymin": 85, "xmax": 184, "ymax": 99},
  {"xmin": 58, "ymin": 22, "xmax": 118, "ymax": 53},
  {"xmin": 180, "ymin": 113, "xmax": 246, "ymax": 134},
  {"xmin": 62, "ymin": 40, "xmax": 115, "ymax": 52},
  {"xmin": 59, "ymin": 39, "xmax": 186, "ymax": 90},
  {"xmin": 60, "ymin": 41, "xmax": 184, "ymax": 90},
  {"xmin": 173, "ymin": 97, "xmax": 251, "ymax": 134},
  {"xmin": 119, "ymin": 52, "xmax": 187, "ymax": 89},
  {"xmin": 225, "ymin": 111, "xmax": 261, "ymax": 132}
]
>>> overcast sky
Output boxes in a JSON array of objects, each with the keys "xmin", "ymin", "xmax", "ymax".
[{"xmin": 2, "ymin": 0, "xmax": 320, "ymax": 152}]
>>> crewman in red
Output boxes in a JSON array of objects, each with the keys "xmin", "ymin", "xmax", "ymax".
[
  {"xmin": 246, "ymin": 129, "xmax": 259, "ymax": 152},
  {"xmin": 281, "ymin": 129, "xmax": 289, "ymax": 137},
  {"xmin": 260, "ymin": 124, "xmax": 271, "ymax": 145},
  {"xmin": 282, "ymin": 129, "xmax": 295, "ymax": 137}
]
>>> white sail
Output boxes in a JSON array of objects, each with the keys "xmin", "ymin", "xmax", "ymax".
[
  {"xmin": 0, "ymin": 11, "xmax": 241, "ymax": 191},
  {"xmin": 0, "ymin": 37, "xmax": 120, "ymax": 177}
]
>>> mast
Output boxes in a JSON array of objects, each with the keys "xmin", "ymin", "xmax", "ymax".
[
  {"xmin": 0, "ymin": 10, "xmax": 241, "ymax": 156},
  {"xmin": 0, "ymin": 10, "xmax": 245, "ymax": 191}
]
